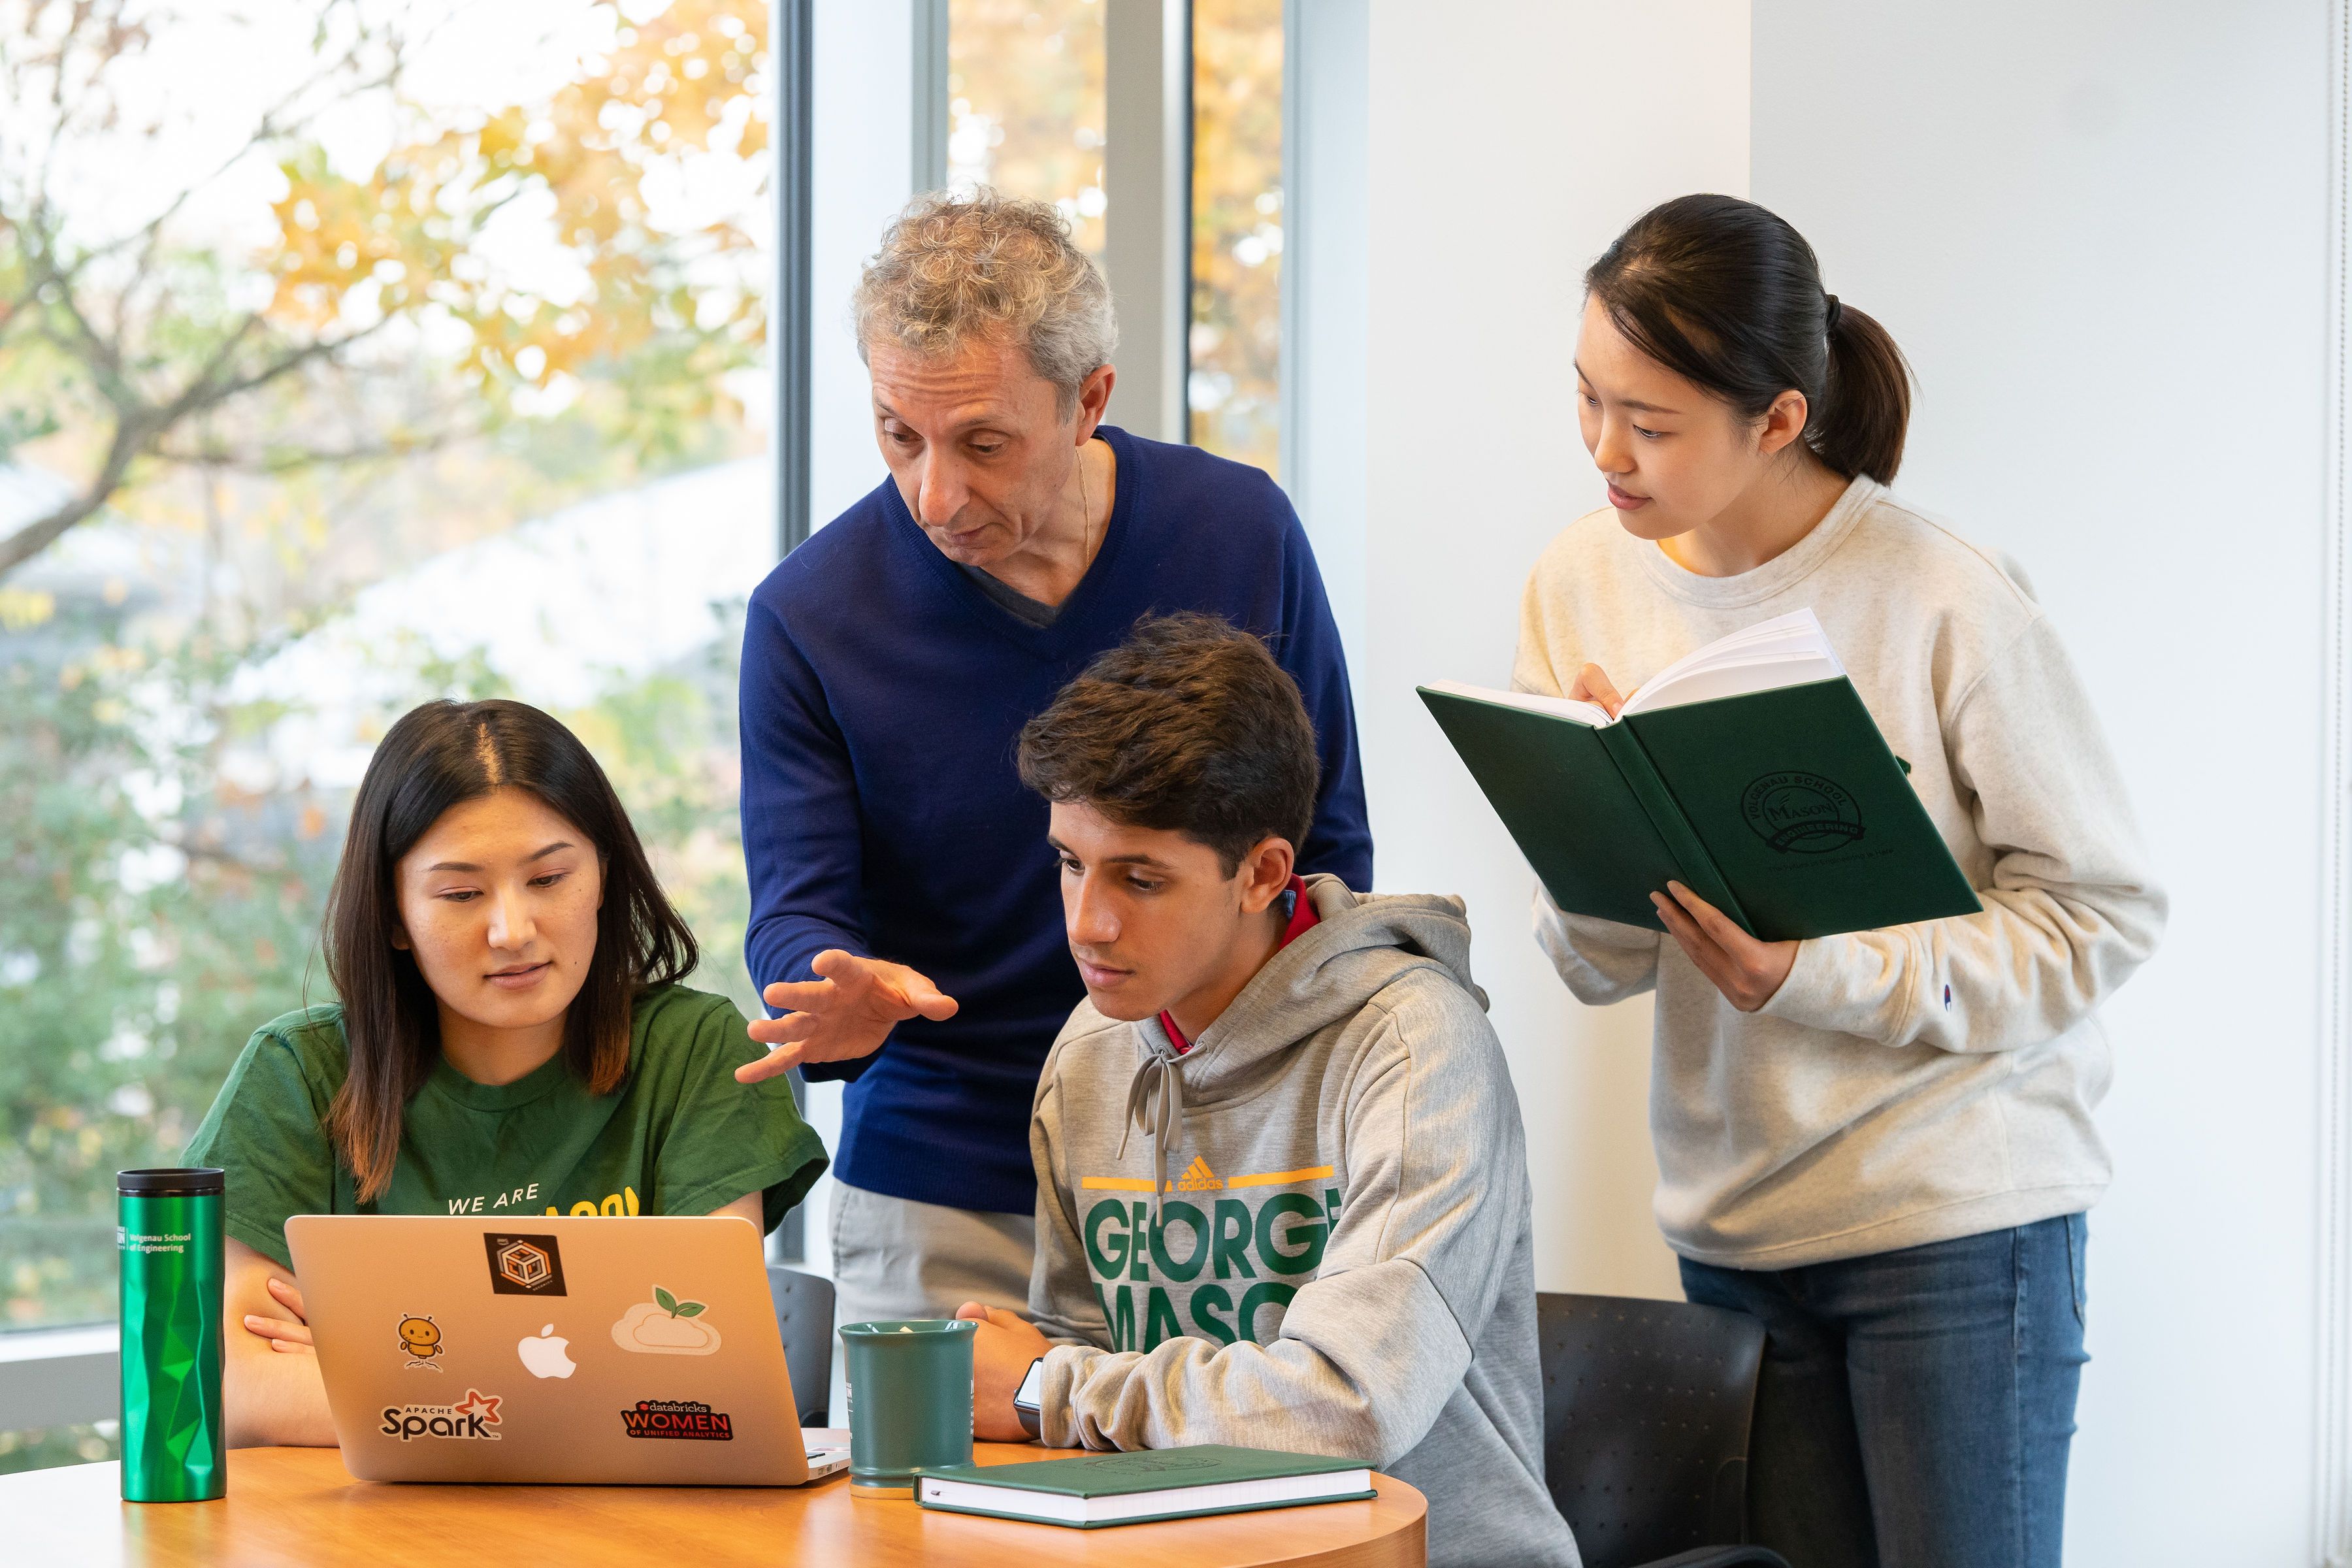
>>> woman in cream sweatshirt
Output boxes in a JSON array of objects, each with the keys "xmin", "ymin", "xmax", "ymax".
[{"xmin": 1522, "ymin": 194, "xmax": 2164, "ymax": 1568}]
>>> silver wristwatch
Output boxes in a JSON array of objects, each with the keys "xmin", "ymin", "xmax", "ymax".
[{"xmin": 1013, "ymin": 1356, "xmax": 1046, "ymax": 1439}]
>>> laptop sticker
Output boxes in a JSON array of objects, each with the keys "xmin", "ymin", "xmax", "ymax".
[
  {"xmin": 483, "ymin": 1232, "xmax": 568, "ymax": 1297},
  {"xmin": 398, "ymin": 1313, "xmax": 446, "ymax": 1370},
  {"xmin": 619, "ymin": 1398, "xmax": 734, "ymax": 1441},
  {"xmin": 517, "ymin": 1323, "xmax": 576, "ymax": 1379},
  {"xmin": 611, "ymin": 1284, "xmax": 722, "ymax": 1356},
  {"xmin": 380, "ymin": 1388, "xmax": 504, "ymax": 1443}
]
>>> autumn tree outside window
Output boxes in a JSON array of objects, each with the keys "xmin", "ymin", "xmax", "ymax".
[{"xmin": 0, "ymin": 1, "xmax": 778, "ymax": 1462}]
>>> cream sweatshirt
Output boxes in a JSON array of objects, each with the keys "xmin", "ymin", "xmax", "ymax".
[{"xmin": 1517, "ymin": 477, "xmax": 2166, "ymax": 1269}]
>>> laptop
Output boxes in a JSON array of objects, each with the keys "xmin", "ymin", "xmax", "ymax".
[{"xmin": 286, "ymin": 1213, "xmax": 850, "ymax": 1486}]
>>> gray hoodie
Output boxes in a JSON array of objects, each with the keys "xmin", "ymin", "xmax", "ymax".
[{"xmin": 1028, "ymin": 877, "xmax": 1581, "ymax": 1568}]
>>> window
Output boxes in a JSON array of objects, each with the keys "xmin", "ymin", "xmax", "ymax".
[
  {"xmin": 947, "ymin": 0, "xmax": 1108, "ymax": 258},
  {"xmin": 0, "ymin": 0, "xmax": 773, "ymax": 1369},
  {"xmin": 0, "ymin": 0, "xmax": 1301, "ymax": 1471},
  {"xmin": 938, "ymin": 0, "xmax": 1287, "ymax": 476},
  {"xmin": 1189, "ymin": 0, "xmax": 1284, "ymax": 478}
]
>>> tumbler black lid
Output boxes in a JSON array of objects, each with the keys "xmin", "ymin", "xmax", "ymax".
[{"xmin": 118, "ymin": 1168, "xmax": 223, "ymax": 1196}]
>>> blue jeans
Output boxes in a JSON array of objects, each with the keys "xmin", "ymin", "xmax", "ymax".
[{"xmin": 1678, "ymin": 1213, "xmax": 2088, "ymax": 1568}]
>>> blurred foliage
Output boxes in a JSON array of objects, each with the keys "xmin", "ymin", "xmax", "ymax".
[
  {"xmin": 947, "ymin": 0, "xmax": 1105, "ymax": 257},
  {"xmin": 262, "ymin": 0, "xmax": 766, "ymax": 434},
  {"xmin": 0, "ymin": 600, "xmax": 757, "ymax": 1332},
  {"xmin": 0, "ymin": 608, "xmax": 331, "ymax": 1328},
  {"xmin": 0, "ymin": 1420, "xmax": 118, "ymax": 1474},
  {"xmin": 0, "ymin": 0, "xmax": 770, "ymax": 578},
  {"xmin": 0, "ymin": 1, "xmax": 772, "ymax": 1350},
  {"xmin": 1189, "ymin": 0, "xmax": 1282, "ymax": 478}
]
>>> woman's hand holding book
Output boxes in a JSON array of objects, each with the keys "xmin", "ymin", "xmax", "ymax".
[{"xmin": 1652, "ymin": 880, "xmax": 1799, "ymax": 1013}]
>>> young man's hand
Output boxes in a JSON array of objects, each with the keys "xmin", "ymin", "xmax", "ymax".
[
  {"xmin": 736, "ymin": 950, "xmax": 960, "ymax": 1083},
  {"xmin": 955, "ymin": 1300, "xmax": 1051, "ymax": 1443},
  {"xmin": 1652, "ymin": 881, "xmax": 1797, "ymax": 1012}
]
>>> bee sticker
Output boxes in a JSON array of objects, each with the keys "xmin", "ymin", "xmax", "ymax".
[{"xmin": 399, "ymin": 1313, "xmax": 446, "ymax": 1371}]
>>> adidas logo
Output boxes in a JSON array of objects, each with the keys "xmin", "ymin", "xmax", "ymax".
[
  {"xmin": 1079, "ymin": 1160, "xmax": 1335, "ymax": 1196},
  {"xmin": 1173, "ymin": 1156, "xmax": 1224, "ymax": 1192}
]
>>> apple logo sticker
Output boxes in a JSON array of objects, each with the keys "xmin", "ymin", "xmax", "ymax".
[{"xmin": 518, "ymin": 1323, "xmax": 577, "ymax": 1379}]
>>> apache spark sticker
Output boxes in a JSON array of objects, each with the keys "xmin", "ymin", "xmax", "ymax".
[{"xmin": 381, "ymin": 1388, "xmax": 504, "ymax": 1442}]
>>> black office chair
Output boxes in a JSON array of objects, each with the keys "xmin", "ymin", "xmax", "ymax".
[
  {"xmin": 1537, "ymin": 1292, "xmax": 1789, "ymax": 1568},
  {"xmin": 766, "ymin": 1264, "xmax": 837, "ymax": 1427}
]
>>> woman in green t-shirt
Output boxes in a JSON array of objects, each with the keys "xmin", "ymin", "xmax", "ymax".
[{"xmin": 186, "ymin": 698, "xmax": 828, "ymax": 1448}]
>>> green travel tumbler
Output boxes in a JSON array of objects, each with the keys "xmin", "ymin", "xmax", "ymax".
[{"xmin": 118, "ymin": 1168, "xmax": 225, "ymax": 1502}]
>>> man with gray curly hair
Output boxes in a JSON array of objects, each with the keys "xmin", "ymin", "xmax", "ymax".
[
  {"xmin": 853, "ymin": 190, "xmax": 1117, "ymax": 422},
  {"xmin": 735, "ymin": 190, "xmax": 1371, "ymax": 1345}
]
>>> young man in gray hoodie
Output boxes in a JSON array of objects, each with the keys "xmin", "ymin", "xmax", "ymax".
[{"xmin": 953, "ymin": 613, "xmax": 1580, "ymax": 1568}]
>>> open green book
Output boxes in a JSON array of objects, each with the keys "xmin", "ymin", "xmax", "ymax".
[
  {"xmin": 1420, "ymin": 609, "xmax": 1980, "ymax": 941},
  {"xmin": 915, "ymin": 1445, "xmax": 1375, "ymax": 1528}
]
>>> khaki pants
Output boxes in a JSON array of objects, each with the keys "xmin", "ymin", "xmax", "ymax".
[{"xmin": 826, "ymin": 1181, "xmax": 1036, "ymax": 1423}]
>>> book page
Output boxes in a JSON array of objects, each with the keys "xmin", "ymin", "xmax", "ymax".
[
  {"xmin": 1420, "ymin": 610, "xmax": 1842, "ymax": 727},
  {"xmin": 1620, "ymin": 608, "xmax": 1846, "ymax": 717},
  {"xmin": 1419, "ymin": 679, "xmax": 1610, "ymax": 728}
]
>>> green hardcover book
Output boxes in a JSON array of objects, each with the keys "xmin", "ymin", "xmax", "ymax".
[
  {"xmin": 1420, "ymin": 609, "xmax": 1981, "ymax": 941},
  {"xmin": 914, "ymin": 1444, "xmax": 1377, "ymax": 1528}
]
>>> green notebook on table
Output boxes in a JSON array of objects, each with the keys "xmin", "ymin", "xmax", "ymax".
[
  {"xmin": 1420, "ymin": 609, "xmax": 1980, "ymax": 941},
  {"xmin": 914, "ymin": 1444, "xmax": 1375, "ymax": 1527}
]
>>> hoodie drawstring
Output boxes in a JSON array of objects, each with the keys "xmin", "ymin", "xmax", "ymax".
[{"xmin": 1117, "ymin": 1048, "xmax": 1184, "ymax": 1228}]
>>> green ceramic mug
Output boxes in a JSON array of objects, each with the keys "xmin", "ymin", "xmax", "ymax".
[{"xmin": 840, "ymin": 1318, "xmax": 977, "ymax": 1497}]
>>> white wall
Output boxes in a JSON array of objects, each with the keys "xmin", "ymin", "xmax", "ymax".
[
  {"xmin": 1750, "ymin": 6, "xmax": 2328, "ymax": 1560},
  {"xmin": 1286, "ymin": 0, "xmax": 1370, "ymax": 678},
  {"xmin": 1346, "ymin": 0, "xmax": 1754, "ymax": 1301},
  {"xmin": 1329, "ymin": 2, "xmax": 2331, "ymax": 1559}
]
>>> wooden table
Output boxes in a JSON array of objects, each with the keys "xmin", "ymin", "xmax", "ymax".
[{"xmin": 6, "ymin": 1433, "xmax": 1426, "ymax": 1567}]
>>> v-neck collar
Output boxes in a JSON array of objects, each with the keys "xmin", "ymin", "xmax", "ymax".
[{"xmin": 886, "ymin": 426, "xmax": 1142, "ymax": 659}]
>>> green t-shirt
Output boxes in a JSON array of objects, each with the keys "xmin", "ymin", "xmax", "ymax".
[{"xmin": 184, "ymin": 983, "xmax": 827, "ymax": 1269}]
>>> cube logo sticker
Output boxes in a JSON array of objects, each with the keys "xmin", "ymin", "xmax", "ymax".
[
  {"xmin": 498, "ymin": 1241, "xmax": 553, "ymax": 1289},
  {"xmin": 483, "ymin": 1232, "xmax": 566, "ymax": 1297}
]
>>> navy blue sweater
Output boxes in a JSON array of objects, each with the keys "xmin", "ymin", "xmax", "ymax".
[{"xmin": 739, "ymin": 427, "xmax": 1373, "ymax": 1213}]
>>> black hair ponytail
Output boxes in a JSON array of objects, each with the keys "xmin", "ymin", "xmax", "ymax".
[{"xmin": 1586, "ymin": 193, "xmax": 1912, "ymax": 484}]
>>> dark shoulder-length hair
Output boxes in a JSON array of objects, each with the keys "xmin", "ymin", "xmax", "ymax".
[{"xmin": 323, "ymin": 698, "xmax": 698, "ymax": 1202}]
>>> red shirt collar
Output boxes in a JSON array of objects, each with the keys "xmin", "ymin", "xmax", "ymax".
[{"xmin": 1159, "ymin": 874, "xmax": 1318, "ymax": 1055}]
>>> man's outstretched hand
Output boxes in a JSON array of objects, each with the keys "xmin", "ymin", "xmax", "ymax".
[{"xmin": 735, "ymin": 950, "xmax": 959, "ymax": 1083}]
